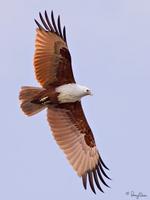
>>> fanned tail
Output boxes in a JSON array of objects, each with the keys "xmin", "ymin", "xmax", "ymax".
[{"xmin": 19, "ymin": 86, "xmax": 46, "ymax": 116}]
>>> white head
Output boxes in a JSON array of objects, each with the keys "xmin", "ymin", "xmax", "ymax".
[{"xmin": 77, "ymin": 85, "xmax": 93, "ymax": 97}]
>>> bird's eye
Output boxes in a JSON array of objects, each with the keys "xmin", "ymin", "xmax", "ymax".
[{"xmin": 86, "ymin": 89, "xmax": 89, "ymax": 92}]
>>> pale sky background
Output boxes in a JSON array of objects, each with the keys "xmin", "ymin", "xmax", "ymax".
[{"xmin": 0, "ymin": 0, "xmax": 150, "ymax": 199}]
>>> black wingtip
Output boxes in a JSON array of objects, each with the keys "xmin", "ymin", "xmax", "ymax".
[
  {"xmin": 88, "ymin": 170, "xmax": 96, "ymax": 194},
  {"xmin": 96, "ymin": 166, "xmax": 110, "ymax": 188},
  {"xmin": 35, "ymin": 10, "xmax": 67, "ymax": 43},
  {"xmin": 82, "ymin": 173, "xmax": 87, "ymax": 190},
  {"xmin": 39, "ymin": 12, "xmax": 51, "ymax": 31},
  {"xmin": 99, "ymin": 156, "xmax": 110, "ymax": 170},
  {"xmin": 34, "ymin": 19, "xmax": 43, "ymax": 30},
  {"xmin": 57, "ymin": 15, "xmax": 63, "ymax": 37},
  {"xmin": 81, "ymin": 153, "xmax": 111, "ymax": 194},
  {"xmin": 52, "ymin": 10, "xmax": 59, "ymax": 34},
  {"xmin": 44, "ymin": 10, "xmax": 54, "ymax": 32},
  {"xmin": 63, "ymin": 26, "xmax": 67, "ymax": 43},
  {"xmin": 51, "ymin": 10, "xmax": 54, "ymax": 16},
  {"xmin": 98, "ymin": 161, "xmax": 111, "ymax": 180},
  {"xmin": 93, "ymin": 170, "xmax": 104, "ymax": 193}
]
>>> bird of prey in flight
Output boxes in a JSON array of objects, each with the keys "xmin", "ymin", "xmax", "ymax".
[{"xmin": 19, "ymin": 10, "xmax": 110, "ymax": 194}]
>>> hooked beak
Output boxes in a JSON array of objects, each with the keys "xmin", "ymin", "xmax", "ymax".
[{"xmin": 89, "ymin": 90, "xmax": 93, "ymax": 96}]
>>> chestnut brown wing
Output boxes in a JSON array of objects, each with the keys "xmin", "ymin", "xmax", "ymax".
[
  {"xmin": 34, "ymin": 11, "xmax": 75, "ymax": 88},
  {"xmin": 47, "ymin": 102, "xmax": 110, "ymax": 193}
]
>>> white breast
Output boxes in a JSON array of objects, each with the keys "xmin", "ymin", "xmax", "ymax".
[{"xmin": 56, "ymin": 83, "xmax": 85, "ymax": 103}]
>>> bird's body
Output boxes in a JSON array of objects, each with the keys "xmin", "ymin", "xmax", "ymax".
[{"xmin": 19, "ymin": 11, "xmax": 110, "ymax": 194}]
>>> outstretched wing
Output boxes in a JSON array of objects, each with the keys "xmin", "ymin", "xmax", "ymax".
[
  {"xmin": 47, "ymin": 102, "xmax": 110, "ymax": 194},
  {"xmin": 34, "ymin": 11, "xmax": 75, "ymax": 88}
]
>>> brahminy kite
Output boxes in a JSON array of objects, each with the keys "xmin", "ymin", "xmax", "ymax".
[{"xmin": 19, "ymin": 11, "xmax": 110, "ymax": 194}]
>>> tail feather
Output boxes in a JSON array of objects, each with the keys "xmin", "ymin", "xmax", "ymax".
[{"xmin": 19, "ymin": 86, "xmax": 46, "ymax": 116}]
